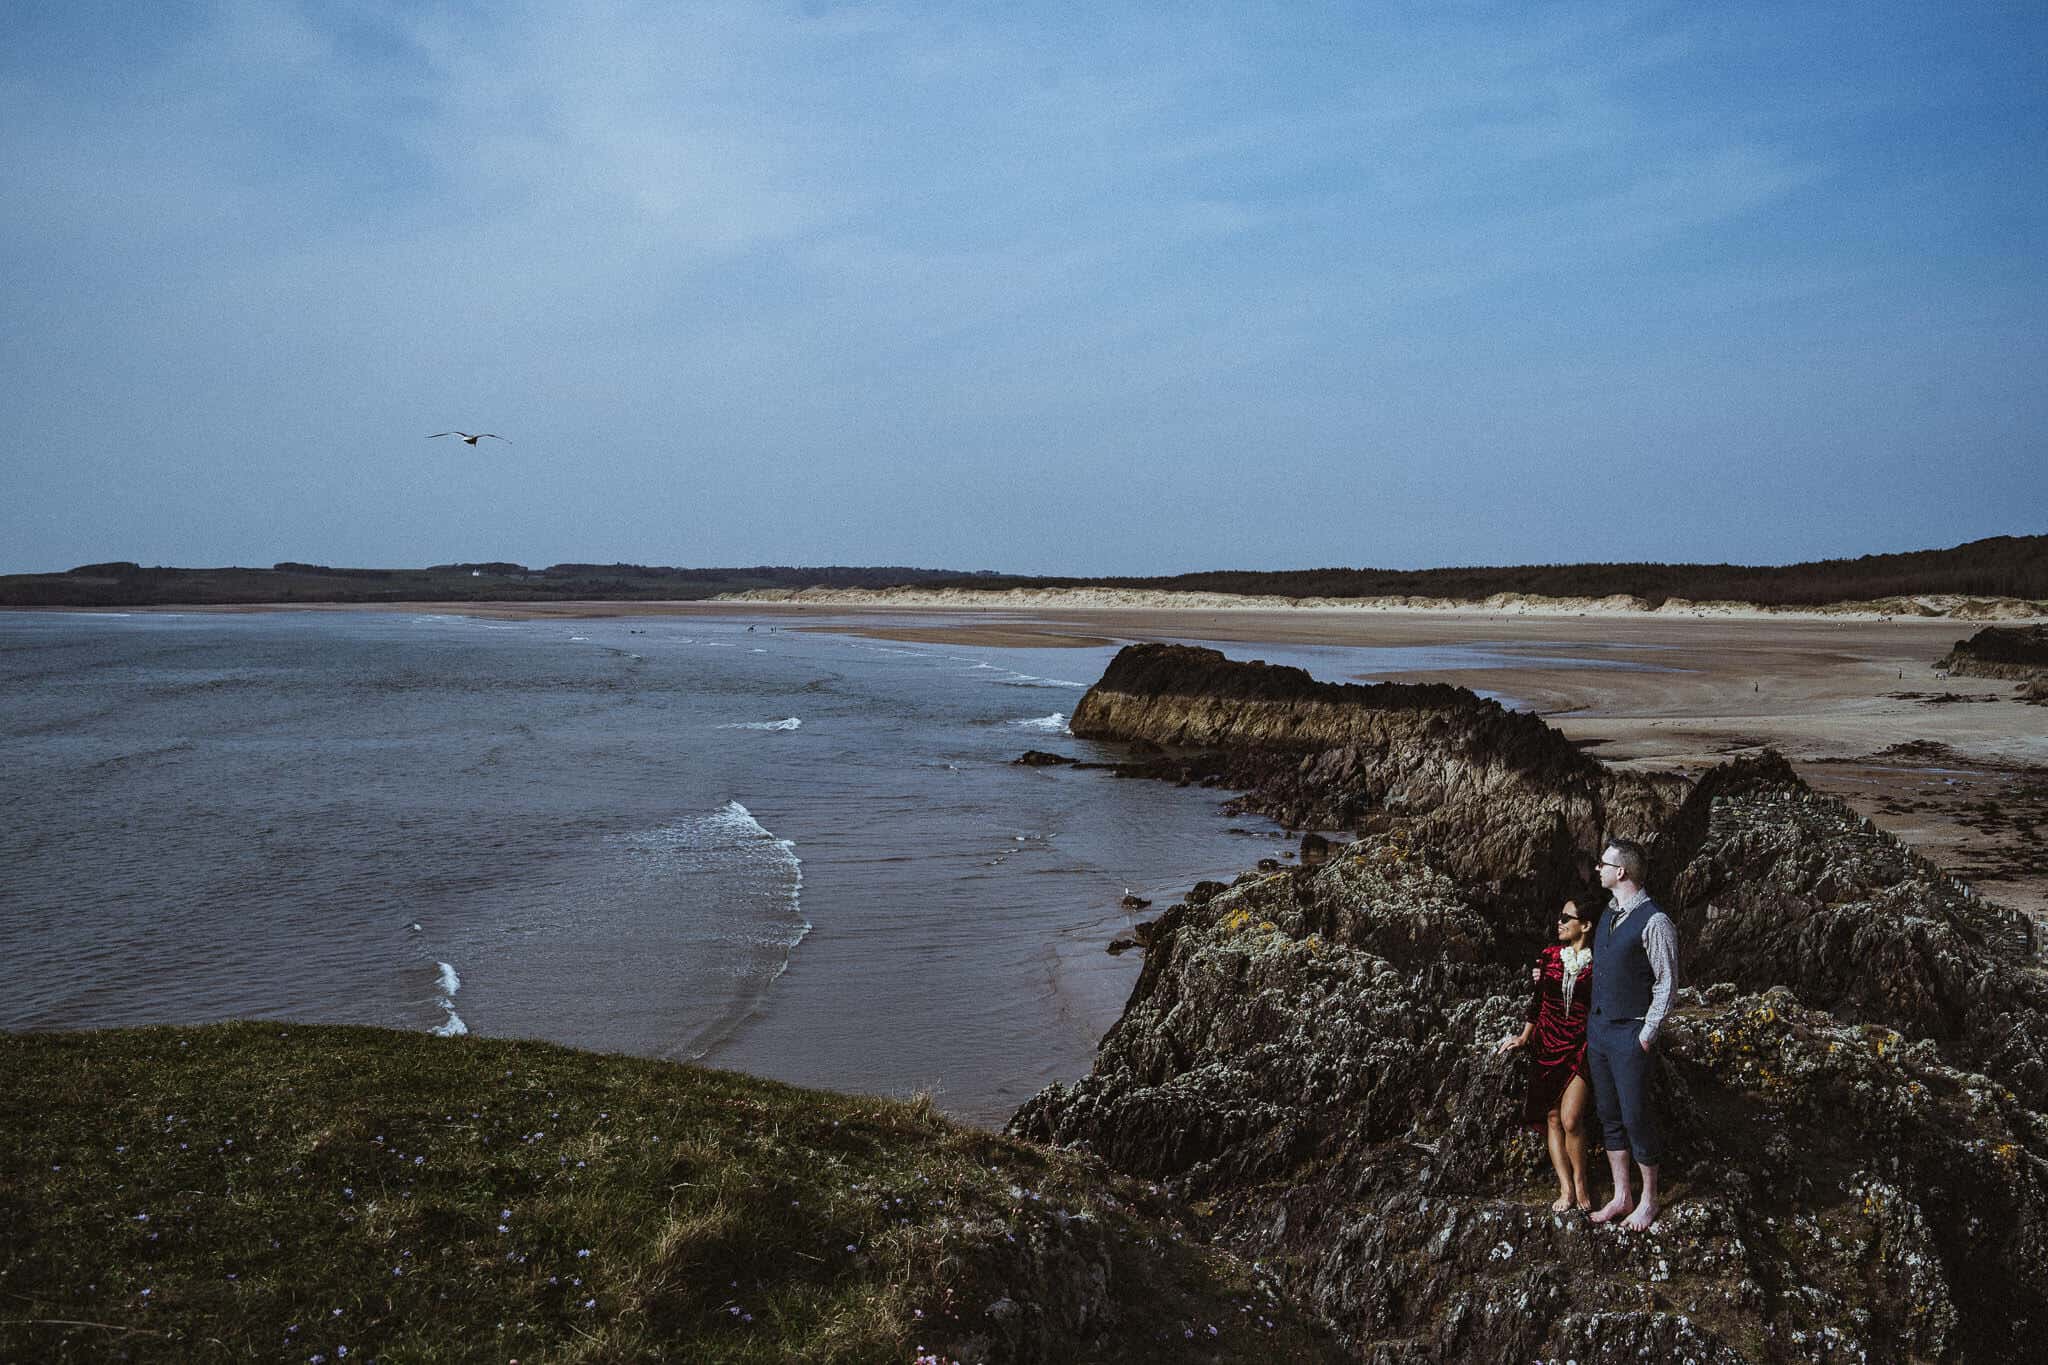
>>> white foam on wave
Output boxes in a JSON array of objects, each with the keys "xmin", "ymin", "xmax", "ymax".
[
  {"xmin": 431, "ymin": 959, "xmax": 467, "ymax": 1036},
  {"xmin": 1010, "ymin": 712, "xmax": 1070, "ymax": 733},
  {"xmin": 722, "ymin": 717, "xmax": 802, "ymax": 731},
  {"xmin": 610, "ymin": 800, "xmax": 810, "ymax": 947},
  {"xmin": 609, "ymin": 800, "xmax": 809, "ymax": 1060}
]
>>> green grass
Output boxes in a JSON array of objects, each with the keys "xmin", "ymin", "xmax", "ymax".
[{"xmin": 1, "ymin": 1023, "xmax": 1330, "ymax": 1363}]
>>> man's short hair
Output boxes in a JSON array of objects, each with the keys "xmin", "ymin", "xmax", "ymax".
[{"xmin": 1605, "ymin": 837, "xmax": 1648, "ymax": 885}]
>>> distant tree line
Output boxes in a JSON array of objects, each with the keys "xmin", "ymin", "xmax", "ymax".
[
  {"xmin": 3, "ymin": 535, "xmax": 2041, "ymax": 609},
  {"xmin": 0, "ymin": 561, "xmax": 994, "ymax": 607},
  {"xmin": 925, "ymin": 535, "xmax": 2048, "ymax": 609}
]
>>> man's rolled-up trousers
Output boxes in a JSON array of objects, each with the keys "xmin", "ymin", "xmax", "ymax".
[{"xmin": 1586, "ymin": 1017, "xmax": 1662, "ymax": 1165}]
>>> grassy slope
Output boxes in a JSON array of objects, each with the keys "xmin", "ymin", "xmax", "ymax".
[{"xmin": 0, "ymin": 1023, "xmax": 1329, "ymax": 1364}]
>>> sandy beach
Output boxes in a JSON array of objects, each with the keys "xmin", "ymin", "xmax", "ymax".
[{"xmin": 763, "ymin": 601, "xmax": 2048, "ymax": 921}]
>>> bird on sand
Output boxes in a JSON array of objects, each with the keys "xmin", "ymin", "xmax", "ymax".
[{"xmin": 429, "ymin": 431, "xmax": 507, "ymax": 445}]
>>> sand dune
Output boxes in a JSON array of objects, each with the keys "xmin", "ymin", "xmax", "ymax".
[{"xmin": 713, "ymin": 583, "xmax": 2048, "ymax": 623}]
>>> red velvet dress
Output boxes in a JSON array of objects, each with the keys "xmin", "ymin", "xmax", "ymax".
[{"xmin": 1522, "ymin": 944, "xmax": 1592, "ymax": 1127}]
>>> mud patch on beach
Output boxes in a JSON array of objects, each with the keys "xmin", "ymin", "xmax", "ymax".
[
  {"xmin": 1886, "ymin": 689, "xmax": 2004, "ymax": 705},
  {"xmin": 1805, "ymin": 741, "xmax": 2048, "ymax": 921}
]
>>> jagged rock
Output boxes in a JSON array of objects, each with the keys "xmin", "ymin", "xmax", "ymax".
[
  {"xmin": 1014, "ymin": 749, "xmax": 1077, "ymax": 766},
  {"xmin": 1121, "ymin": 894, "xmax": 1152, "ymax": 910},
  {"xmin": 1661, "ymin": 751, "xmax": 2047, "ymax": 1108},
  {"xmin": 1301, "ymin": 832, "xmax": 1334, "ymax": 866},
  {"xmin": 1011, "ymin": 648, "xmax": 2048, "ymax": 1362},
  {"xmin": 1937, "ymin": 624, "xmax": 2048, "ymax": 681},
  {"xmin": 1071, "ymin": 643, "xmax": 1685, "ymax": 922}
]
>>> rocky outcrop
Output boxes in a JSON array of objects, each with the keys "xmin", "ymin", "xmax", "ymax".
[
  {"xmin": 1072, "ymin": 644, "xmax": 1685, "ymax": 923},
  {"xmin": 1012, "ymin": 647, "xmax": 2048, "ymax": 1362},
  {"xmin": 1938, "ymin": 624, "xmax": 2048, "ymax": 680},
  {"xmin": 1660, "ymin": 752, "xmax": 2046, "ymax": 1108}
]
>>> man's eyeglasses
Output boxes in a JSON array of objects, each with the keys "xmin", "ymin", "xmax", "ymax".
[{"xmin": 1596, "ymin": 857, "xmax": 1625, "ymax": 870}]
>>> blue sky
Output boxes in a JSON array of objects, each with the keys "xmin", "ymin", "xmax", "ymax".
[{"xmin": 3, "ymin": 1, "xmax": 2042, "ymax": 575}]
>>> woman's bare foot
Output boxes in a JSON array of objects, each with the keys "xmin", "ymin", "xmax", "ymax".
[
  {"xmin": 1589, "ymin": 1192, "xmax": 1633, "ymax": 1224},
  {"xmin": 1551, "ymin": 1192, "xmax": 1573, "ymax": 1213},
  {"xmin": 1622, "ymin": 1199, "xmax": 1660, "ymax": 1231}
]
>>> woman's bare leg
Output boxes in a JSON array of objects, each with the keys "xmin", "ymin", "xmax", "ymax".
[
  {"xmin": 1543, "ymin": 1110, "xmax": 1572, "ymax": 1211},
  {"xmin": 1558, "ymin": 1075, "xmax": 1593, "ymax": 1209}
]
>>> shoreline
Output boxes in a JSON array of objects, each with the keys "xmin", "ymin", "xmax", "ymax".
[{"xmin": 23, "ymin": 597, "xmax": 2043, "ymax": 921}]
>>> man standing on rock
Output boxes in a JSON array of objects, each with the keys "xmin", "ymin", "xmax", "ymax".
[{"xmin": 1586, "ymin": 837, "xmax": 1677, "ymax": 1231}]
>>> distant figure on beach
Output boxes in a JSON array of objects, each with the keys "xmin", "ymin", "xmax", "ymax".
[
  {"xmin": 1587, "ymin": 837, "xmax": 1677, "ymax": 1231},
  {"xmin": 1496, "ymin": 900, "xmax": 1596, "ymax": 1210},
  {"xmin": 429, "ymin": 431, "xmax": 506, "ymax": 445}
]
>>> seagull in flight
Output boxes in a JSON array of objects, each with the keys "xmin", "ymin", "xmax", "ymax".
[{"xmin": 429, "ymin": 431, "xmax": 507, "ymax": 445}]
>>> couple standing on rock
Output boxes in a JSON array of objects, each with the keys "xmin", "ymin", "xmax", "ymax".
[{"xmin": 1496, "ymin": 838, "xmax": 1676, "ymax": 1231}]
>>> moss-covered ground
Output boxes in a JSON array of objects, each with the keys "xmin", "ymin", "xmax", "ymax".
[{"xmin": 1, "ymin": 1023, "xmax": 1331, "ymax": 1363}]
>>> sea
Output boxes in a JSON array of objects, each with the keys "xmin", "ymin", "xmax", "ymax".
[{"xmin": 0, "ymin": 609, "xmax": 1637, "ymax": 1126}]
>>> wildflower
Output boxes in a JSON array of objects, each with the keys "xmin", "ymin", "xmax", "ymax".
[
  {"xmin": 577, "ymin": 1249, "xmax": 590, "ymax": 1258},
  {"xmin": 501, "ymin": 1209, "xmax": 512, "ymax": 1219},
  {"xmin": 584, "ymin": 1299, "xmax": 596, "ymax": 1310}
]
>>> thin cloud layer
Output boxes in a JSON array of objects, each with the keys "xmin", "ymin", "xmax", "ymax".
[{"xmin": 2, "ymin": 1, "xmax": 2042, "ymax": 573}]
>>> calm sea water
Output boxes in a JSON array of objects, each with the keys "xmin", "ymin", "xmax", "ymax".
[{"xmin": 0, "ymin": 609, "xmax": 1645, "ymax": 1125}]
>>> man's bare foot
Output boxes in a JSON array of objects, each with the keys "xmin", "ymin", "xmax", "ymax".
[
  {"xmin": 1622, "ymin": 1200, "xmax": 1659, "ymax": 1232},
  {"xmin": 1551, "ymin": 1192, "xmax": 1573, "ymax": 1213},
  {"xmin": 1589, "ymin": 1193, "xmax": 1633, "ymax": 1224}
]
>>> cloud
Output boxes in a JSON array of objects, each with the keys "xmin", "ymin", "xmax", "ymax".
[{"xmin": 1, "ymin": 2, "xmax": 2041, "ymax": 573}]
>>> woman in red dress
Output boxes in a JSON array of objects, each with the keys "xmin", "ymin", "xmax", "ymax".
[{"xmin": 1496, "ymin": 900, "xmax": 1595, "ymax": 1211}]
